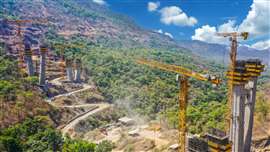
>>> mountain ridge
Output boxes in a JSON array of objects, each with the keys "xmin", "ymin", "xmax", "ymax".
[
  {"xmin": 0, "ymin": 0, "xmax": 182, "ymax": 50},
  {"xmin": 0, "ymin": 0, "xmax": 268, "ymax": 66},
  {"xmin": 178, "ymin": 40, "xmax": 270, "ymax": 66}
]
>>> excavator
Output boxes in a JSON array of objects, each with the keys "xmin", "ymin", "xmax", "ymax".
[{"xmin": 136, "ymin": 59, "xmax": 221, "ymax": 152}]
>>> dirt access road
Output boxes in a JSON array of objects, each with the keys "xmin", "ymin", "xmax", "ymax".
[
  {"xmin": 46, "ymin": 77, "xmax": 94, "ymax": 102},
  {"xmin": 61, "ymin": 103, "xmax": 110, "ymax": 136},
  {"xmin": 48, "ymin": 77, "xmax": 111, "ymax": 137},
  {"xmin": 46, "ymin": 84, "xmax": 93, "ymax": 102}
]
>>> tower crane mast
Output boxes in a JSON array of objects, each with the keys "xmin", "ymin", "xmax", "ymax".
[
  {"xmin": 216, "ymin": 32, "xmax": 248, "ymax": 134},
  {"xmin": 136, "ymin": 59, "xmax": 221, "ymax": 152},
  {"xmin": 217, "ymin": 32, "xmax": 249, "ymax": 152}
]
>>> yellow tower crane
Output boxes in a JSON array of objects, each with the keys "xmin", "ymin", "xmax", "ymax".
[
  {"xmin": 136, "ymin": 59, "xmax": 221, "ymax": 152},
  {"xmin": 216, "ymin": 32, "xmax": 248, "ymax": 135}
]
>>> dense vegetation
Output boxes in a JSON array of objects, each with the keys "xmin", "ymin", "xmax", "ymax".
[
  {"xmin": 0, "ymin": 117, "xmax": 113, "ymax": 152},
  {"xmin": 77, "ymin": 44, "xmax": 268, "ymax": 133},
  {"xmin": 256, "ymin": 82, "xmax": 270, "ymax": 122},
  {"xmin": 1, "ymin": 0, "xmax": 269, "ymax": 146},
  {"xmin": 0, "ymin": 47, "xmax": 51, "ymax": 128},
  {"xmin": 1, "ymin": 0, "xmax": 229, "ymax": 133},
  {"xmin": 49, "ymin": 40, "xmax": 227, "ymax": 134},
  {"xmin": 0, "ymin": 46, "xmax": 114, "ymax": 151},
  {"xmin": 86, "ymin": 48, "xmax": 228, "ymax": 133}
]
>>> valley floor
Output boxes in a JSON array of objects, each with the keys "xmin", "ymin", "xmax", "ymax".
[
  {"xmin": 44, "ymin": 66, "xmax": 180, "ymax": 151},
  {"xmin": 45, "ymin": 67, "xmax": 270, "ymax": 151}
]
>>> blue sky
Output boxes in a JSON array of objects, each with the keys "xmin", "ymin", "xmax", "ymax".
[{"xmin": 93, "ymin": 0, "xmax": 270, "ymax": 50}]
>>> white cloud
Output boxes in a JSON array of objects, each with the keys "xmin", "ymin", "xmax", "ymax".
[
  {"xmin": 159, "ymin": 6, "xmax": 197, "ymax": 26},
  {"xmin": 148, "ymin": 1, "xmax": 160, "ymax": 12},
  {"xmin": 155, "ymin": 29, "xmax": 174, "ymax": 39},
  {"xmin": 251, "ymin": 39, "xmax": 270, "ymax": 50},
  {"xmin": 191, "ymin": 21, "xmax": 234, "ymax": 44},
  {"xmin": 239, "ymin": 0, "xmax": 270, "ymax": 36},
  {"xmin": 93, "ymin": 0, "xmax": 106, "ymax": 5},
  {"xmin": 218, "ymin": 20, "xmax": 238, "ymax": 32},
  {"xmin": 191, "ymin": 0, "xmax": 270, "ymax": 47},
  {"xmin": 164, "ymin": 32, "xmax": 174, "ymax": 38}
]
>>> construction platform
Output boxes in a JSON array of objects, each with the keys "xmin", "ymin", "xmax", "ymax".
[{"xmin": 187, "ymin": 128, "xmax": 231, "ymax": 152}]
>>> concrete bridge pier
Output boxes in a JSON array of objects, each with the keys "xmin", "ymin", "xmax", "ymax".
[
  {"xmin": 243, "ymin": 59, "xmax": 264, "ymax": 152},
  {"xmin": 24, "ymin": 43, "xmax": 34, "ymax": 76},
  {"xmin": 243, "ymin": 78, "xmax": 256, "ymax": 152},
  {"xmin": 230, "ymin": 85, "xmax": 246, "ymax": 152},
  {"xmin": 74, "ymin": 59, "xmax": 82, "ymax": 83},
  {"xmin": 229, "ymin": 59, "xmax": 264, "ymax": 152},
  {"xmin": 39, "ymin": 45, "xmax": 47, "ymax": 86},
  {"xmin": 66, "ymin": 59, "xmax": 74, "ymax": 82}
]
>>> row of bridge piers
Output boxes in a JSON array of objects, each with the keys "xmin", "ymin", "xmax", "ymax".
[
  {"xmin": 65, "ymin": 58, "xmax": 82, "ymax": 82},
  {"xmin": 23, "ymin": 43, "xmax": 83, "ymax": 86}
]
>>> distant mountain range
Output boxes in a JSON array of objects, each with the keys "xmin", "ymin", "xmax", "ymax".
[
  {"xmin": 178, "ymin": 40, "xmax": 270, "ymax": 66},
  {"xmin": 0, "ymin": 0, "xmax": 268, "ymax": 66}
]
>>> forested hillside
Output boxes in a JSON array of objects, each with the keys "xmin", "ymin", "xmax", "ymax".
[
  {"xmin": 0, "ymin": 0, "xmax": 180, "ymax": 49},
  {"xmin": 81, "ymin": 47, "xmax": 228, "ymax": 133},
  {"xmin": 0, "ymin": 0, "xmax": 270, "ymax": 151},
  {"xmin": 0, "ymin": 0, "xmax": 230, "ymax": 133},
  {"xmin": 0, "ymin": 44, "xmax": 114, "ymax": 152},
  {"xmin": 0, "ymin": 117, "xmax": 113, "ymax": 151}
]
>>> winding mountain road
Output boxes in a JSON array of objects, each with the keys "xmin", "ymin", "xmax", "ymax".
[
  {"xmin": 61, "ymin": 103, "xmax": 110, "ymax": 136},
  {"xmin": 47, "ymin": 84, "xmax": 93, "ymax": 102},
  {"xmin": 47, "ymin": 76, "xmax": 111, "ymax": 137},
  {"xmin": 46, "ymin": 77, "xmax": 94, "ymax": 102}
]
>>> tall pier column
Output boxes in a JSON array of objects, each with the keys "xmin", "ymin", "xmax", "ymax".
[
  {"xmin": 243, "ymin": 78, "xmax": 257, "ymax": 152},
  {"xmin": 230, "ymin": 85, "xmax": 246, "ymax": 152},
  {"xmin": 66, "ymin": 59, "xmax": 73, "ymax": 82},
  {"xmin": 227, "ymin": 60, "xmax": 250, "ymax": 152},
  {"xmin": 74, "ymin": 59, "xmax": 82, "ymax": 83},
  {"xmin": 228, "ymin": 59, "xmax": 264, "ymax": 152},
  {"xmin": 243, "ymin": 59, "xmax": 264, "ymax": 152},
  {"xmin": 39, "ymin": 45, "xmax": 47, "ymax": 86},
  {"xmin": 24, "ymin": 43, "xmax": 34, "ymax": 76}
]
